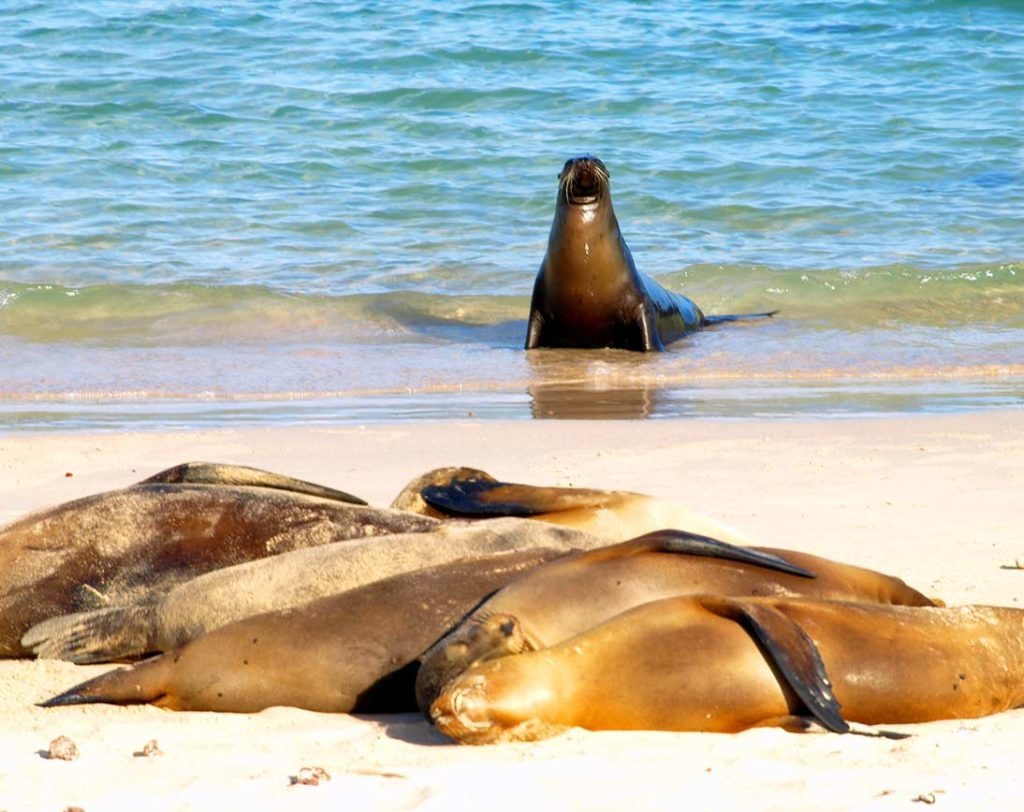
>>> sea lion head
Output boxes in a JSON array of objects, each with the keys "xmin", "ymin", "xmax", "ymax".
[
  {"xmin": 557, "ymin": 155, "xmax": 610, "ymax": 205},
  {"xmin": 430, "ymin": 658, "xmax": 565, "ymax": 745},
  {"xmin": 415, "ymin": 611, "xmax": 533, "ymax": 714}
]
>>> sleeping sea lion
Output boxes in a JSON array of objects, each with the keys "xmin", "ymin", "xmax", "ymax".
[
  {"xmin": 391, "ymin": 467, "xmax": 752, "ymax": 544},
  {"xmin": 41, "ymin": 548, "xmax": 570, "ymax": 714},
  {"xmin": 415, "ymin": 530, "xmax": 935, "ymax": 711},
  {"xmin": 22, "ymin": 518, "xmax": 602, "ymax": 663},
  {"xmin": 0, "ymin": 462, "xmax": 437, "ymax": 657},
  {"xmin": 431, "ymin": 595, "xmax": 1024, "ymax": 743},
  {"xmin": 525, "ymin": 155, "xmax": 774, "ymax": 351}
]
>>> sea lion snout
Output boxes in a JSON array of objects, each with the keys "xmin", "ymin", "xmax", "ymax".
[
  {"xmin": 558, "ymin": 155, "xmax": 610, "ymax": 203},
  {"xmin": 430, "ymin": 674, "xmax": 494, "ymax": 741}
]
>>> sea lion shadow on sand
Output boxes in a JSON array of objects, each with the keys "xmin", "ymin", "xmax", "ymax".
[{"xmin": 369, "ymin": 712, "xmax": 453, "ymax": 746}]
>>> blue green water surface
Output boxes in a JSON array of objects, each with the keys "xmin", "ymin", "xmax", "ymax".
[{"xmin": 2, "ymin": 1, "xmax": 1022, "ymax": 428}]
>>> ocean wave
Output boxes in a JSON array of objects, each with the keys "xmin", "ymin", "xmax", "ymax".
[{"xmin": 2, "ymin": 262, "xmax": 1020, "ymax": 346}]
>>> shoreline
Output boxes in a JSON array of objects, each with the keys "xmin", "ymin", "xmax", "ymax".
[
  {"xmin": 1, "ymin": 410, "xmax": 1023, "ymax": 809},
  {"xmin": 3, "ymin": 373, "xmax": 1022, "ymax": 432}
]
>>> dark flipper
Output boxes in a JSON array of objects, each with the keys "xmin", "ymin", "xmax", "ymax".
[
  {"xmin": 40, "ymin": 655, "xmax": 171, "ymax": 708},
  {"xmin": 701, "ymin": 596, "xmax": 849, "ymax": 735},
  {"xmin": 138, "ymin": 462, "xmax": 367, "ymax": 505},
  {"xmin": 632, "ymin": 529, "xmax": 815, "ymax": 579},
  {"xmin": 421, "ymin": 478, "xmax": 618, "ymax": 518},
  {"xmin": 702, "ymin": 310, "xmax": 779, "ymax": 327},
  {"xmin": 21, "ymin": 605, "xmax": 157, "ymax": 664}
]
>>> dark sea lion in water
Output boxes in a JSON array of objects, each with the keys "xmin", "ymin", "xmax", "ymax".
[
  {"xmin": 22, "ymin": 518, "xmax": 601, "ymax": 664},
  {"xmin": 430, "ymin": 595, "xmax": 1024, "ymax": 743},
  {"xmin": 0, "ymin": 462, "xmax": 438, "ymax": 657},
  {"xmin": 41, "ymin": 548, "xmax": 570, "ymax": 714},
  {"xmin": 415, "ymin": 530, "xmax": 935, "ymax": 711},
  {"xmin": 525, "ymin": 155, "xmax": 775, "ymax": 351},
  {"xmin": 391, "ymin": 466, "xmax": 752, "ymax": 543}
]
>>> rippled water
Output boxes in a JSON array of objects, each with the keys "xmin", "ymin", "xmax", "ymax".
[{"xmin": 1, "ymin": 1, "xmax": 1022, "ymax": 429}]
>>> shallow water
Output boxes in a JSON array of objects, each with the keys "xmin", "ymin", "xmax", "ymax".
[{"xmin": 2, "ymin": 2, "xmax": 1022, "ymax": 429}]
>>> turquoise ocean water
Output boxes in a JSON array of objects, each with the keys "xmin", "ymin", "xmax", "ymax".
[{"xmin": 1, "ymin": 1, "xmax": 1022, "ymax": 429}]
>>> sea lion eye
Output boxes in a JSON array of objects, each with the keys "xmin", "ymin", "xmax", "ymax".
[{"xmin": 499, "ymin": 619, "xmax": 517, "ymax": 638}]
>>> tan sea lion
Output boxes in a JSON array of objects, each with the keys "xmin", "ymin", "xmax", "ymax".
[
  {"xmin": 22, "ymin": 518, "xmax": 603, "ymax": 663},
  {"xmin": 0, "ymin": 462, "xmax": 437, "ymax": 657},
  {"xmin": 391, "ymin": 467, "xmax": 753, "ymax": 544},
  {"xmin": 525, "ymin": 155, "xmax": 774, "ymax": 351},
  {"xmin": 430, "ymin": 595, "xmax": 1024, "ymax": 743},
  {"xmin": 415, "ymin": 530, "xmax": 935, "ymax": 711},
  {"xmin": 41, "ymin": 548, "xmax": 570, "ymax": 714}
]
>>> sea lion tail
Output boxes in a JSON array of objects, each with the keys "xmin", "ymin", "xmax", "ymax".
[
  {"xmin": 40, "ymin": 655, "xmax": 173, "ymax": 708},
  {"xmin": 702, "ymin": 310, "xmax": 779, "ymax": 326},
  {"xmin": 21, "ymin": 606, "xmax": 157, "ymax": 664},
  {"xmin": 139, "ymin": 461, "xmax": 367, "ymax": 505}
]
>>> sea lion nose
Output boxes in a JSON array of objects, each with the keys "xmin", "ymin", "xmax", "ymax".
[{"xmin": 431, "ymin": 675, "xmax": 493, "ymax": 738}]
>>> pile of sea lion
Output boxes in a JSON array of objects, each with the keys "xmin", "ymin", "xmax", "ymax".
[{"xmin": 3, "ymin": 461, "xmax": 1024, "ymax": 743}]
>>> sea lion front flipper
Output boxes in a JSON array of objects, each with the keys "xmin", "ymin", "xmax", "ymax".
[
  {"xmin": 421, "ymin": 478, "xmax": 617, "ymax": 518},
  {"xmin": 21, "ymin": 605, "xmax": 158, "ymax": 664},
  {"xmin": 636, "ymin": 529, "xmax": 815, "ymax": 579},
  {"xmin": 138, "ymin": 462, "xmax": 367, "ymax": 505},
  {"xmin": 699, "ymin": 596, "xmax": 849, "ymax": 735}
]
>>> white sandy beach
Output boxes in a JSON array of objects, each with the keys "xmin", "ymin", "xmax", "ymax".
[{"xmin": 1, "ymin": 411, "xmax": 1023, "ymax": 811}]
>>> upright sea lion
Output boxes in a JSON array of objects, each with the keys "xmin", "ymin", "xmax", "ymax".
[
  {"xmin": 0, "ymin": 462, "xmax": 437, "ymax": 657},
  {"xmin": 392, "ymin": 467, "xmax": 752, "ymax": 544},
  {"xmin": 416, "ymin": 530, "xmax": 935, "ymax": 711},
  {"xmin": 41, "ymin": 548, "xmax": 570, "ymax": 714},
  {"xmin": 525, "ymin": 155, "xmax": 774, "ymax": 351},
  {"xmin": 22, "ymin": 518, "xmax": 603, "ymax": 663},
  {"xmin": 430, "ymin": 595, "xmax": 1024, "ymax": 743}
]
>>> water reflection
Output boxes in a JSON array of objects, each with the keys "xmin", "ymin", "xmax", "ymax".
[{"xmin": 524, "ymin": 349, "xmax": 669, "ymax": 419}]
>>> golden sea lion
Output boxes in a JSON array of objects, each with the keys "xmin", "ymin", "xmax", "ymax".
[
  {"xmin": 0, "ymin": 462, "xmax": 437, "ymax": 657},
  {"xmin": 391, "ymin": 467, "xmax": 753, "ymax": 544},
  {"xmin": 22, "ymin": 518, "xmax": 603, "ymax": 663},
  {"xmin": 525, "ymin": 155, "xmax": 774, "ymax": 351},
  {"xmin": 431, "ymin": 595, "xmax": 1024, "ymax": 743},
  {"xmin": 41, "ymin": 548, "xmax": 570, "ymax": 714},
  {"xmin": 415, "ymin": 530, "xmax": 935, "ymax": 711}
]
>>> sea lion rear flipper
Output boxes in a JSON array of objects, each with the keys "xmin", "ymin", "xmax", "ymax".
[
  {"xmin": 699, "ymin": 596, "xmax": 849, "ymax": 735},
  {"xmin": 421, "ymin": 478, "xmax": 616, "ymax": 518},
  {"xmin": 138, "ymin": 462, "xmax": 367, "ymax": 505},
  {"xmin": 702, "ymin": 310, "xmax": 779, "ymax": 326},
  {"xmin": 40, "ymin": 654, "xmax": 174, "ymax": 708},
  {"xmin": 636, "ymin": 529, "xmax": 815, "ymax": 579},
  {"xmin": 21, "ymin": 605, "xmax": 158, "ymax": 664}
]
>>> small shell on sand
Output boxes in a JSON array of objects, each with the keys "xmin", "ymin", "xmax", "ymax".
[
  {"xmin": 290, "ymin": 766, "xmax": 331, "ymax": 786},
  {"xmin": 46, "ymin": 736, "xmax": 79, "ymax": 761},
  {"xmin": 133, "ymin": 739, "xmax": 163, "ymax": 758}
]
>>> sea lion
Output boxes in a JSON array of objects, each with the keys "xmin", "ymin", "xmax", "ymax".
[
  {"xmin": 392, "ymin": 467, "xmax": 752, "ymax": 544},
  {"xmin": 22, "ymin": 518, "xmax": 603, "ymax": 663},
  {"xmin": 41, "ymin": 548, "xmax": 570, "ymax": 714},
  {"xmin": 525, "ymin": 155, "xmax": 774, "ymax": 351},
  {"xmin": 0, "ymin": 462, "xmax": 437, "ymax": 657},
  {"xmin": 430, "ymin": 595, "xmax": 1024, "ymax": 743},
  {"xmin": 415, "ymin": 530, "xmax": 935, "ymax": 711}
]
